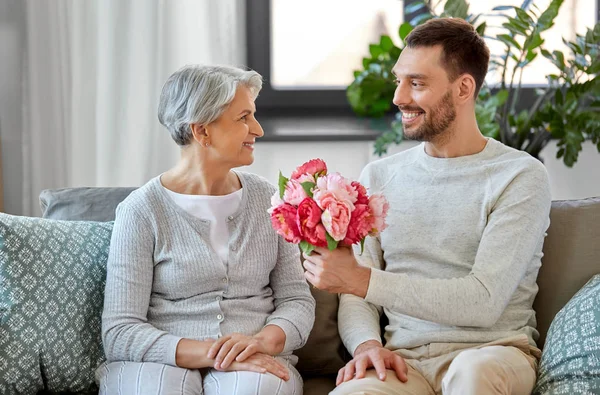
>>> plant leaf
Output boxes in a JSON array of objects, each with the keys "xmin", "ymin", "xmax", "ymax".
[
  {"xmin": 300, "ymin": 240, "xmax": 315, "ymax": 256},
  {"xmin": 278, "ymin": 171, "xmax": 289, "ymax": 199},
  {"xmin": 399, "ymin": 22, "xmax": 413, "ymax": 41},
  {"xmin": 475, "ymin": 21, "xmax": 487, "ymax": 36},
  {"xmin": 492, "ymin": 5, "xmax": 514, "ymax": 10},
  {"xmin": 405, "ymin": 1, "xmax": 427, "ymax": 14},
  {"xmin": 300, "ymin": 182, "xmax": 315, "ymax": 198},
  {"xmin": 379, "ymin": 35, "xmax": 394, "ymax": 51},
  {"xmin": 409, "ymin": 13, "xmax": 433, "ymax": 26},
  {"xmin": 326, "ymin": 232, "xmax": 339, "ymax": 251},
  {"xmin": 497, "ymin": 34, "xmax": 522, "ymax": 50},
  {"xmin": 360, "ymin": 238, "xmax": 366, "ymax": 255}
]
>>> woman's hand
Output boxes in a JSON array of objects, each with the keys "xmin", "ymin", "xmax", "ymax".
[
  {"xmin": 215, "ymin": 352, "xmax": 290, "ymax": 381},
  {"xmin": 207, "ymin": 333, "xmax": 268, "ymax": 369},
  {"xmin": 207, "ymin": 325, "xmax": 286, "ymax": 369}
]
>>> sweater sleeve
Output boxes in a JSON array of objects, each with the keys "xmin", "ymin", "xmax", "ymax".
[
  {"xmin": 101, "ymin": 202, "xmax": 182, "ymax": 366},
  {"xmin": 265, "ymin": 234, "xmax": 316, "ymax": 353},
  {"xmin": 364, "ymin": 161, "xmax": 552, "ymax": 328}
]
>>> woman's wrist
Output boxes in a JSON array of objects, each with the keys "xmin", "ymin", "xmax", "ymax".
[
  {"xmin": 175, "ymin": 338, "xmax": 215, "ymax": 369},
  {"xmin": 254, "ymin": 325, "xmax": 286, "ymax": 355}
]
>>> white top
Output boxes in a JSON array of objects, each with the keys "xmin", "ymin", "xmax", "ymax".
[
  {"xmin": 162, "ymin": 186, "xmax": 243, "ymax": 265},
  {"xmin": 339, "ymin": 138, "xmax": 552, "ymax": 354}
]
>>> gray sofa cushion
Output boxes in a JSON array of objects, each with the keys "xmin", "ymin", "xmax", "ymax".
[
  {"xmin": 534, "ymin": 197, "xmax": 600, "ymax": 348},
  {"xmin": 39, "ymin": 187, "xmax": 137, "ymax": 221}
]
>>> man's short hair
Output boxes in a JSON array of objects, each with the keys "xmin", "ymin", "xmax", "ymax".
[{"xmin": 405, "ymin": 18, "xmax": 490, "ymax": 97}]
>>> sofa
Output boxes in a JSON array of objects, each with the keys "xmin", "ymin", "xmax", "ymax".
[{"xmin": 0, "ymin": 188, "xmax": 599, "ymax": 395}]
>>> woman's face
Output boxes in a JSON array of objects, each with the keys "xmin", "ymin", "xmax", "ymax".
[{"xmin": 205, "ymin": 86, "xmax": 264, "ymax": 168}]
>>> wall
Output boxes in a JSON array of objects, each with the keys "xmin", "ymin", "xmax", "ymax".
[
  {"xmin": 244, "ymin": 140, "xmax": 600, "ymax": 201},
  {"xmin": 0, "ymin": 0, "xmax": 25, "ymax": 215}
]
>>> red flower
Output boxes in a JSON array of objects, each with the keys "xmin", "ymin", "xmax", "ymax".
[{"xmin": 296, "ymin": 198, "xmax": 327, "ymax": 247}]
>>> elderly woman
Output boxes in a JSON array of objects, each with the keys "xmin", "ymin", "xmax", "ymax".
[{"xmin": 95, "ymin": 65, "xmax": 315, "ymax": 394}]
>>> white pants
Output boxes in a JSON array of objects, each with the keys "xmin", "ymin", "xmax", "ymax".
[
  {"xmin": 330, "ymin": 335, "xmax": 538, "ymax": 395},
  {"xmin": 96, "ymin": 357, "xmax": 303, "ymax": 395}
]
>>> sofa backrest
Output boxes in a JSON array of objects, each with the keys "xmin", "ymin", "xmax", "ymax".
[{"xmin": 534, "ymin": 197, "xmax": 600, "ymax": 348}]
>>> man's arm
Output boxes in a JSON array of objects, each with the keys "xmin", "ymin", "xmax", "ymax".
[
  {"xmin": 338, "ymin": 235, "xmax": 385, "ymax": 356},
  {"xmin": 362, "ymin": 163, "xmax": 551, "ymax": 327}
]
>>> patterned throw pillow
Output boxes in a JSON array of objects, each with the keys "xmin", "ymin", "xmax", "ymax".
[
  {"xmin": 534, "ymin": 275, "xmax": 600, "ymax": 395},
  {"xmin": 0, "ymin": 213, "xmax": 113, "ymax": 394}
]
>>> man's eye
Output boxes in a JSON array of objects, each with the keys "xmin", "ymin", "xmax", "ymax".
[
  {"xmin": 241, "ymin": 115, "xmax": 247, "ymax": 121},
  {"xmin": 412, "ymin": 82, "xmax": 422, "ymax": 87}
]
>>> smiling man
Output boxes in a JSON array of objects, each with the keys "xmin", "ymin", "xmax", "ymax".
[{"xmin": 302, "ymin": 18, "xmax": 552, "ymax": 395}]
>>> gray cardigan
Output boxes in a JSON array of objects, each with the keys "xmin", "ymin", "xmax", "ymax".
[{"xmin": 101, "ymin": 171, "xmax": 315, "ymax": 366}]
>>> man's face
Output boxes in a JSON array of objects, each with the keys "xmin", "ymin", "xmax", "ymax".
[{"xmin": 392, "ymin": 45, "xmax": 457, "ymax": 142}]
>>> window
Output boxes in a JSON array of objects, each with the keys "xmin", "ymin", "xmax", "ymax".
[
  {"xmin": 270, "ymin": 0, "xmax": 404, "ymax": 89},
  {"xmin": 247, "ymin": 0, "xmax": 600, "ymax": 110},
  {"xmin": 431, "ymin": 0, "xmax": 598, "ymax": 85}
]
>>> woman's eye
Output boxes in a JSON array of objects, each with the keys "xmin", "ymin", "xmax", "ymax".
[
  {"xmin": 240, "ymin": 115, "xmax": 247, "ymax": 121},
  {"xmin": 394, "ymin": 79, "xmax": 400, "ymax": 85}
]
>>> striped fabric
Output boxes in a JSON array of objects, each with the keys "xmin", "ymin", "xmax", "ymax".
[{"xmin": 96, "ymin": 357, "xmax": 302, "ymax": 395}]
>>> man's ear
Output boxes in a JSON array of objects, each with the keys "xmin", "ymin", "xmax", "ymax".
[
  {"xmin": 456, "ymin": 74, "xmax": 477, "ymax": 104},
  {"xmin": 190, "ymin": 123, "xmax": 207, "ymax": 144}
]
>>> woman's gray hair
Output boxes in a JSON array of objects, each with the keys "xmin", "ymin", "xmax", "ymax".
[{"xmin": 158, "ymin": 65, "xmax": 263, "ymax": 146}]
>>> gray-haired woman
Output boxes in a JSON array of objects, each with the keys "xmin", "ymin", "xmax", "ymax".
[{"xmin": 96, "ymin": 65, "xmax": 316, "ymax": 394}]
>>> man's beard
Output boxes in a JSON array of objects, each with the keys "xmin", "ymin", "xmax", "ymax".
[{"xmin": 402, "ymin": 90, "xmax": 456, "ymax": 142}]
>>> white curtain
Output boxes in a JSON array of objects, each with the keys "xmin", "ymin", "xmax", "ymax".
[{"xmin": 22, "ymin": 0, "xmax": 246, "ymax": 216}]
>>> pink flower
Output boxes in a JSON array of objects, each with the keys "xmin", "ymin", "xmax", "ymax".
[
  {"xmin": 352, "ymin": 181, "xmax": 369, "ymax": 205},
  {"xmin": 369, "ymin": 194, "xmax": 389, "ymax": 236},
  {"xmin": 342, "ymin": 204, "xmax": 374, "ymax": 245},
  {"xmin": 291, "ymin": 159, "xmax": 327, "ymax": 180},
  {"xmin": 268, "ymin": 191, "xmax": 284, "ymax": 214},
  {"xmin": 314, "ymin": 173, "xmax": 358, "ymax": 210},
  {"xmin": 296, "ymin": 173, "xmax": 316, "ymax": 184},
  {"xmin": 316, "ymin": 193, "xmax": 351, "ymax": 241},
  {"xmin": 283, "ymin": 180, "xmax": 308, "ymax": 206},
  {"xmin": 270, "ymin": 204, "xmax": 302, "ymax": 243},
  {"xmin": 296, "ymin": 198, "xmax": 327, "ymax": 247}
]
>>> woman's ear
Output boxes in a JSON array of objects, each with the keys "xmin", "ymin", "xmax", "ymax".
[
  {"xmin": 190, "ymin": 123, "xmax": 208, "ymax": 145},
  {"xmin": 456, "ymin": 74, "xmax": 476, "ymax": 103}
]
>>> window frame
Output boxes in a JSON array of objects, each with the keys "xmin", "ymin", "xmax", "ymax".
[{"xmin": 246, "ymin": 0, "xmax": 600, "ymax": 112}]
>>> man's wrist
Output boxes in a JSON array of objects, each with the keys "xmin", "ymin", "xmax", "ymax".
[
  {"xmin": 354, "ymin": 339, "xmax": 383, "ymax": 357},
  {"xmin": 349, "ymin": 265, "xmax": 371, "ymax": 298}
]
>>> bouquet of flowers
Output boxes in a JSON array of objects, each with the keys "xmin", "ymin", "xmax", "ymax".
[{"xmin": 268, "ymin": 159, "xmax": 389, "ymax": 255}]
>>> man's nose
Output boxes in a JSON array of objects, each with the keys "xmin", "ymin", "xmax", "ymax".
[{"xmin": 392, "ymin": 82, "xmax": 411, "ymax": 107}]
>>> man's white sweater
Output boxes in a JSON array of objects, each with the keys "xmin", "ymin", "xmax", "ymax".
[{"xmin": 339, "ymin": 138, "xmax": 551, "ymax": 355}]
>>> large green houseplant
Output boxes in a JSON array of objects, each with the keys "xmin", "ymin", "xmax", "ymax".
[{"xmin": 347, "ymin": 0, "xmax": 600, "ymax": 167}]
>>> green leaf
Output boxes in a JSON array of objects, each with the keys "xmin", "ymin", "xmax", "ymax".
[
  {"xmin": 369, "ymin": 44, "xmax": 384, "ymax": 58},
  {"xmin": 278, "ymin": 171, "xmax": 289, "ymax": 199},
  {"xmin": 497, "ymin": 34, "xmax": 522, "ymax": 50},
  {"xmin": 379, "ymin": 35, "xmax": 394, "ymax": 51},
  {"xmin": 300, "ymin": 240, "xmax": 315, "ymax": 256},
  {"xmin": 399, "ymin": 22, "xmax": 413, "ymax": 41},
  {"xmin": 555, "ymin": 89, "xmax": 563, "ymax": 106},
  {"xmin": 443, "ymin": 0, "xmax": 469, "ymax": 19},
  {"xmin": 492, "ymin": 5, "xmax": 514, "ymax": 11},
  {"xmin": 537, "ymin": 0, "xmax": 564, "ymax": 31},
  {"xmin": 326, "ymin": 232, "xmax": 339, "ymax": 251},
  {"xmin": 300, "ymin": 182, "xmax": 315, "ymax": 198},
  {"xmin": 409, "ymin": 13, "xmax": 433, "ymax": 26},
  {"xmin": 526, "ymin": 34, "xmax": 543, "ymax": 51},
  {"xmin": 475, "ymin": 21, "xmax": 487, "ymax": 36},
  {"xmin": 360, "ymin": 238, "xmax": 366, "ymax": 255},
  {"xmin": 513, "ymin": 7, "xmax": 534, "ymax": 25},
  {"xmin": 405, "ymin": 1, "xmax": 426, "ymax": 14},
  {"xmin": 520, "ymin": 0, "xmax": 534, "ymax": 10}
]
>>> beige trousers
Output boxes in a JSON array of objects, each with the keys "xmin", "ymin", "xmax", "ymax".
[{"xmin": 330, "ymin": 334, "xmax": 539, "ymax": 395}]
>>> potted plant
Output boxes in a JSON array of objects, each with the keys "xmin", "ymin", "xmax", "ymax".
[{"xmin": 347, "ymin": 0, "xmax": 600, "ymax": 167}]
